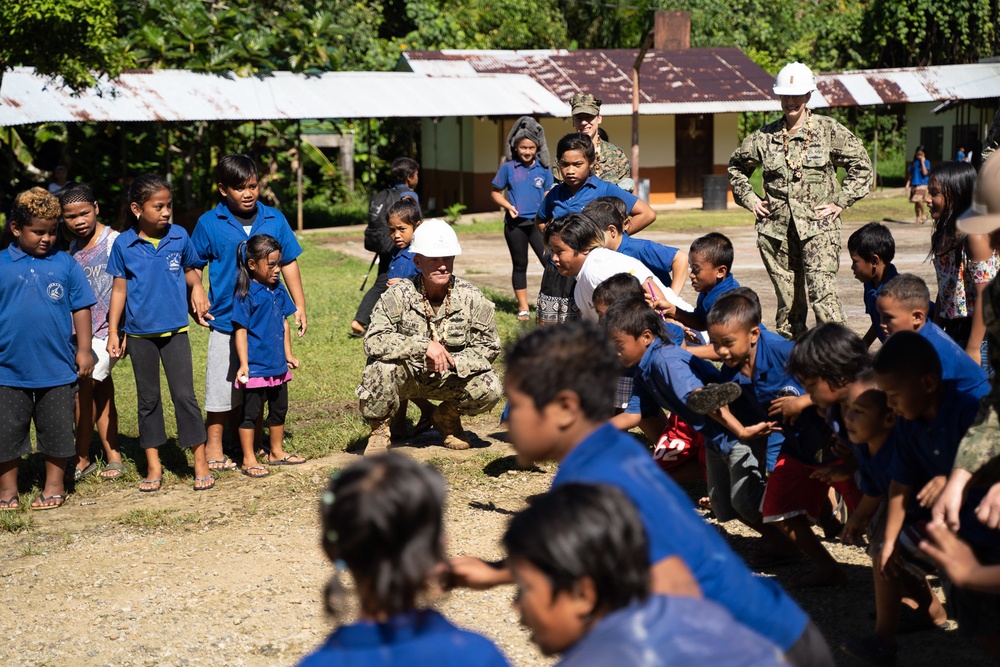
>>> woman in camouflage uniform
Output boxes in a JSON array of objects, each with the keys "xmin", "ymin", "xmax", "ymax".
[
  {"xmin": 729, "ymin": 62, "xmax": 873, "ymax": 339},
  {"xmin": 357, "ymin": 220, "xmax": 502, "ymax": 455}
]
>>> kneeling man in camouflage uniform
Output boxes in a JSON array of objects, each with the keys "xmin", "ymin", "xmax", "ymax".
[{"xmin": 357, "ymin": 219, "xmax": 502, "ymax": 455}]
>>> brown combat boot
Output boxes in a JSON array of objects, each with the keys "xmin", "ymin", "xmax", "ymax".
[
  {"xmin": 432, "ymin": 402, "xmax": 471, "ymax": 450},
  {"xmin": 363, "ymin": 420, "xmax": 391, "ymax": 456}
]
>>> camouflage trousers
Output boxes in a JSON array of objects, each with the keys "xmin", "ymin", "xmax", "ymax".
[
  {"xmin": 757, "ymin": 226, "xmax": 845, "ymax": 339},
  {"xmin": 356, "ymin": 359, "xmax": 502, "ymax": 422}
]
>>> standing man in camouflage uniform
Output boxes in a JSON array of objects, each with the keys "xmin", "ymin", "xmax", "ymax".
[
  {"xmin": 729, "ymin": 62, "xmax": 873, "ymax": 339},
  {"xmin": 357, "ymin": 219, "xmax": 502, "ymax": 455},
  {"xmin": 571, "ymin": 93, "xmax": 634, "ymax": 192}
]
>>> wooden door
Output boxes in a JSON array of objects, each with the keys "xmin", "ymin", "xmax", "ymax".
[{"xmin": 675, "ymin": 114, "xmax": 714, "ymax": 198}]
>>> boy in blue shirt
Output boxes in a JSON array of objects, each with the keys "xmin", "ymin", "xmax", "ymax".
[
  {"xmin": 191, "ymin": 154, "xmax": 306, "ymax": 471},
  {"xmin": 708, "ymin": 291, "xmax": 862, "ymax": 587},
  {"xmin": 0, "ymin": 188, "xmax": 95, "ymax": 510},
  {"xmin": 848, "ymin": 222, "xmax": 898, "ymax": 348},
  {"xmin": 452, "ymin": 320, "xmax": 833, "ymax": 667},
  {"xmin": 585, "ymin": 196, "xmax": 689, "ymax": 297},
  {"xmin": 876, "ymin": 273, "xmax": 989, "ymax": 400}
]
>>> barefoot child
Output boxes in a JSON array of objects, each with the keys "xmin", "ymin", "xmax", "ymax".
[
  {"xmin": 107, "ymin": 174, "xmax": 214, "ymax": 492},
  {"xmin": 192, "ymin": 154, "xmax": 306, "ymax": 472},
  {"xmin": 59, "ymin": 183, "xmax": 125, "ymax": 481},
  {"xmin": 505, "ymin": 483, "xmax": 785, "ymax": 666},
  {"xmin": 452, "ymin": 321, "xmax": 831, "ymax": 666},
  {"xmin": 299, "ymin": 453, "xmax": 510, "ymax": 666},
  {"xmin": 0, "ymin": 188, "xmax": 95, "ymax": 511},
  {"xmin": 233, "ymin": 234, "xmax": 304, "ymax": 478}
]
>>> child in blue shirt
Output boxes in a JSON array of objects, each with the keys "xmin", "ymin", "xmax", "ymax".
[
  {"xmin": 192, "ymin": 155, "xmax": 305, "ymax": 472},
  {"xmin": 534, "ymin": 133, "xmax": 656, "ymax": 325},
  {"xmin": 107, "ymin": 174, "xmax": 214, "ymax": 493},
  {"xmin": 503, "ymin": 483, "xmax": 785, "ymax": 667},
  {"xmin": 707, "ymin": 291, "xmax": 862, "ymax": 586},
  {"xmin": 830, "ymin": 371, "xmax": 949, "ymax": 666},
  {"xmin": 452, "ymin": 320, "xmax": 831, "ymax": 667},
  {"xmin": 232, "ymin": 234, "xmax": 303, "ymax": 479},
  {"xmin": 0, "ymin": 188, "xmax": 95, "ymax": 511},
  {"xmin": 586, "ymin": 196, "xmax": 689, "ymax": 297},
  {"xmin": 876, "ymin": 273, "xmax": 989, "ymax": 399},
  {"xmin": 491, "ymin": 132, "xmax": 552, "ymax": 320},
  {"xmin": 384, "ymin": 199, "xmax": 422, "ymax": 283},
  {"xmin": 300, "ymin": 453, "xmax": 510, "ymax": 667},
  {"xmin": 848, "ymin": 222, "xmax": 898, "ymax": 348}
]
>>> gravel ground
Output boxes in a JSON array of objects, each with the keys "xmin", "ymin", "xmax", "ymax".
[{"xmin": 1, "ymin": 212, "xmax": 991, "ymax": 666}]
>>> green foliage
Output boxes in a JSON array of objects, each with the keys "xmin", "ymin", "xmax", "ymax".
[
  {"xmin": 397, "ymin": 0, "xmax": 568, "ymax": 51},
  {"xmin": 443, "ymin": 202, "xmax": 467, "ymax": 224},
  {"xmin": 0, "ymin": 0, "xmax": 132, "ymax": 91}
]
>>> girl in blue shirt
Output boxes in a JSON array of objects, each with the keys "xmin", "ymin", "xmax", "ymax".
[
  {"xmin": 232, "ymin": 234, "xmax": 303, "ymax": 478},
  {"xmin": 107, "ymin": 174, "xmax": 213, "ymax": 493},
  {"xmin": 534, "ymin": 134, "xmax": 655, "ymax": 325},
  {"xmin": 299, "ymin": 454, "xmax": 510, "ymax": 667},
  {"xmin": 904, "ymin": 145, "xmax": 930, "ymax": 224}
]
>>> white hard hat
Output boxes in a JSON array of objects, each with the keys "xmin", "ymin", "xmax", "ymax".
[
  {"xmin": 773, "ymin": 62, "xmax": 816, "ymax": 96},
  {"xmin": 409, "ymin": 218, "xmax": 462, "ymax": 257}
]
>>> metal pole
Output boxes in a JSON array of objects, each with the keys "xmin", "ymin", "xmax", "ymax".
[
  {"xmin": 631, "ymin": 30, "xmax": 655, "ymax": 186},
  {"xmin": 296, "ymin": 119, "xmax": 303, "ymax": 233},
  {"xmin": 873, "ymin": 107, "xmax": 879, "ymax": 190}
]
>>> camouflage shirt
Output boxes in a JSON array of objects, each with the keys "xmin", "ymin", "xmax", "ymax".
[
  {"xmin": 363, "ymin": 275, "xmax": 501, "ymax": 379},
  {"xmin": 728, "ymin": 113, "xmax": 873, "ymax": 241},
  {"xmin": 595, "ymin": 139, "xmax": 631, "ymax": 185},
  {"xmin": 953, "ymin": 274, "xmax": 1000, "ymax": 475}
]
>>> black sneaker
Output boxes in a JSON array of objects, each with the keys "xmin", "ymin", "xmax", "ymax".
[
  {"xmin": 686, "ymin": 382, "xmax": 743, "ymax": 415},
  {"xmin": 841, "ymin": 634, "xmax": 897, "ymax": 666}
]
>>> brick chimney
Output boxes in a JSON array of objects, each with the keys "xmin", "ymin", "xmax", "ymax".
[{"xmin": 653, "ymin": 10, "xmax": 690, "ymax": 50}]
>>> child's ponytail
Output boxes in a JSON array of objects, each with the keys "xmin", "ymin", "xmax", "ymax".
[{"xmin": 235, "ymin": 240, "xmax": 252, "ymax": 301}]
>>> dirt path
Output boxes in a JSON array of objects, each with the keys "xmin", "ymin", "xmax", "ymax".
[{"xmin": 1, "ymin": 216, "xmax": 987, "ymax": 666}]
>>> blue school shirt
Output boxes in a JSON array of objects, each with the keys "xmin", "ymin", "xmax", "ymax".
[
  {"xmin": 536, "ymin": 176, "xmax": 638, "ymax": 221},
  {"xmin": 552, "ymin": 423, "xmax": 809, "ymax": 651},
  {"xmin": 191, "ymin": 202, "xmax": 303, "ymax": 334},
  {"xmin": 558, "ymin": 595, "xmax": 785, "ymax": 667},
  {"xmin": 107, "ymin": 225, "xmax": 201, "ymax": 335},
  {"xmin": 297, "ymin": 609, "xmax": 509, "ymax": 667},
  {"xmin": 230, "ymin": 282, "xmax": 297, "ymax": 378},
  {"xmin": 693, "ymin": 273, "xmax": 740, "ymax": 327},
  {"xmin": 617, "ymin": 233, "xmax": 679, "ymax": 289},
  {"xmin": 387, "ymin": 247, "xmax": 418, "ymax": 281},
  {"xmin": 909, "ymin": 159, "xmax": 929, "ymax": 187},
  {"xmin": 854, "ymin": 435, "xmax": 897, "ymax": 498},
  {"xmin": 0, "ymin": 246, "xmax": 96, "ymax": 388},
  {"xmin": 491, "ymin": 159, "xmax": 552, "ymax": 220},
  {"xmin": 887, "ymin": 381, "xmax": 981, "ymax": 488},
  {"xmin": 864, "ymin": 263, "xmax": 898, "ymax": 343},
  {"xmin": 918, "ymin": 322, "xmax": 990, "ymax": 399}
]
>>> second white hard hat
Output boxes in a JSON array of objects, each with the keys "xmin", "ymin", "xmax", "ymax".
[
  {"xmin": 410, "ymin": 218, "xmax": 462, "ymax": 257},
  {"xmin": 773, "ymin": 62, "xmax": 816, "ymax": 96}
]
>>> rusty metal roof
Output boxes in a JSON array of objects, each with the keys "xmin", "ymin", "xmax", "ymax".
[
  {"xmin": 812, "ymin": 63, "xmax": 1000, "ymax": 108},
  {"xmin": 0, "ymin": 67, "xmax": 567, "ymax": 126},
  {"xmin": 401, "ymin": 48, "xmax": 780, "ymax": 115}
]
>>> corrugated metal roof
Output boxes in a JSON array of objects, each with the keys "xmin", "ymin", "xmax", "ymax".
[
  {"xmin": 0, "ymin": 67, "xmax": 567, "ymax": 126},
  {"xmin": 812, "ymin": 63, "xmax": 1000, "ymax": 108},
  {"xmin": 402, "ymin": 48, "xmax": 781, "ymax": 115}
]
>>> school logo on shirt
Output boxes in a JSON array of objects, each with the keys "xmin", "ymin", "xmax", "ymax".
[
  {"xmin": 46, "ymin": 282, "xmax": 65, "ymax": 301},
  {"xmin": 167, "ymin": 253, "xmax": 182, "ymax": 273},
  {"xmin": 776, "ymin": 386, "xmax": 801, "ymax": 397},
  {"xmin": 533, "ymin": 176, "xmax": 545, "ymax": 189}
]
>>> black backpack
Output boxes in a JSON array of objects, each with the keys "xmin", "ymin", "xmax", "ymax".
[{"xmin": 364, "ymin": 186, "xmax": 414, "ymax": 254}]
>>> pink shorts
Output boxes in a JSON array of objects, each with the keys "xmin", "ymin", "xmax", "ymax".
[
  {"xmin": 762, "ymin": 453, "xmax": 861, "ymax": 523},
  {"xmin": 653, "ymin": 413, "xmax": 706, "ymax": 473}
]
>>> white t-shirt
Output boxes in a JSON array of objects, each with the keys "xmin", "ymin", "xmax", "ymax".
[{"xmin": 574, "ymin": 247, "xmax": 693, "ymax": 322}]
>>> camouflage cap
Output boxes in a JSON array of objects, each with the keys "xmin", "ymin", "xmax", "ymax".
[{"xmin": 570, "ymin": 93, "xmax": 602, "ymax": 116}]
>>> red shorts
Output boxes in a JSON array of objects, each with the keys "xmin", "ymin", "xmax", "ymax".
[
  {"xmin": 762, "ymin": 453, "xmax": 862, "ymax": 523},
  {"xmin": 653, "ymin": 413, "xmax": 706, "ymax": 473}
]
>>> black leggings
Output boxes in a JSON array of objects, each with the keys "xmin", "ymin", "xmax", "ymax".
[
  {"xmin": 353, "ymin": 251, "xmax": 392, "ymax": 326},
  {"xmin": 503, "ymin": 220, "xmax": 546, "ymax": 291}
]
